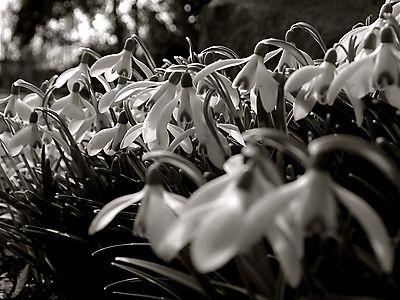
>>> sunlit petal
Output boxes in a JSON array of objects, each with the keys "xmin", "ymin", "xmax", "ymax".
[
  {"xmin": 8, "ymin": 126, "xmax": 31, "ymax": 156},
  {"xmin": 89, "ymin": 188, "xmax": 146, "ymax": 235},
  {"xmin": 284, "ymin": 65, "xmax": 324, "ymax": 93},
  {"xmin": 121, "ymin": 123, "xmax": 143, "ymax": 148},
  {"xmin": 90, "ymin": 53, "xmax": 121, "ymax": 77},
  {"xmin": 191, "ymin": 200, "xmax": 244, "ymax": 273},
  {"xmin": 87, "ymin": 127, "xmax": 118, "ymax": 156}
]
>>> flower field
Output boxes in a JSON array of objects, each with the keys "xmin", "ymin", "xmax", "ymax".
[{"xmin": 0, "ymin": 1, "xmax": 400, "ymax": 299}]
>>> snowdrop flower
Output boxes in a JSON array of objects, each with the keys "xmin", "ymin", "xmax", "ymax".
[
  {"xmin": 244, "ymin": 167, "xmax": 394, "ymax": 287},
  {"xmin": 326, "ymin": 33, "xmax": 377, "ymax": 125},
  {"xmin": 233, "ymin": 42, "xmax": 279, "ymax": 112},
  {"xmin": 336, "ymin": 2, "xmax": 394, "ymax": 62},
  {"xmin": 7, "ymin": 111, "xmax": 69, "ymax": 157},
  {"xmin": 89, "ymin": 164, "xmax": 186, "ymax": 257},
  {"xmin": 158, "ymin": 154, "xmax": 274, "ymax": 272},
  {"xmin": 178, "ymin": 73, "xmax": 230, "ymax": 168},
  {"xmin": 90, "ymin": 37, "xmax": 153, "ymax": 82},
  {"xmin": 142, "ymin": 72, "xmax": 181, "ymax": 147},
  {"xmin": 87, "ymin": 111, "xmax": 129, "ymax": 156},
  {"xmin": 276, "ymin": 30, "xmax": 314, "ymax": 72},
  {"xmin": 284, "ymin": 48, "xmax": 337, "ymax": 121},
  {"xmin": 98, "ymin": 75, "xmax": 128, "ymax": 113},
  {"xmin": 0, "ymin": 84, "xmax": 39, "ymax": 123},
  {"xmin": 54, "ymin": 52, "xmax": 91, "ymax": 91},
  {"xmin": 50, "ymin": 82, "xmax": 95, "ymax": 121},
  {"xmin": 121, "ymin": 104, "xmax": 193, "ymax": 154},
  {"xmin": 328, "ymin": 27, "xmax": 400, "ymax": 110}
]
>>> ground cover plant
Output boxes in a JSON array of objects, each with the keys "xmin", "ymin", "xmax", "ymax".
[{"xmin": 1, "ymin": 1, "xmax": 400, "ymax": 299}]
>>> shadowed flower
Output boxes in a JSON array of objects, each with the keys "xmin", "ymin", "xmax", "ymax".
[
  {"xmin": 87, "ymin": 111, "xmax": 129, "ymax": 156},
  {"xmin": 142, "ymin": 72, "xmax": 181, "ymax": 147},
  {"xmin": 243, "ymin": 168, "xmax": 393, "ymax": 287},
  {"xmin": 98, "ymin": 75, "xmax": 128, "ymax": 113},
  {"xmin": 50, "ymin": 82, "xmax": 95, "ymax": 121},
  {"xmin": 158, "ymin": 154, "xmax": 274, "ymax": 272},
  {"xmin": 178, "ymin": 73, "xmax": 230, "ymax": 168},
  {"xmin": 284, "ymin": 48, "xmax": 337, "ymax": 121},
  {"xmin": 232, "ymin": 42, "xmax": 279, "ymax": 113},
  {"xmin": 89, "ymin": 165, "xmax": 186, "ymax": 256},
  {"xmin": 336, "ymin": 2, "xmax": 395, "ymax": 62},
  {"xmin": 326, "ymin": 33, "xmax": 378, "ymax": 125},
  {"xmin": 7, "ymin": 111, "xmax": 69, "ymax": 156},
  {"xmin": 90, "ymin": 37, "xmax": 153, "ymax": 82},
  {"xmin": 328, "ymin": 26, "xmax": 400, "ymax": 110},
  {"xmin": 276, "ymin": 30, "xmax": 314, "ymax": 72},
  {"xmin": 121, "ymin": 120, "xmax": 193, "ymax": 154},
  {"xmin": 54, "ymin": 52, "xmax": 91, "ymax": 91},
  {"xmin": 0, "ymin": 85, "xmax": 33, "ymax": 122}
]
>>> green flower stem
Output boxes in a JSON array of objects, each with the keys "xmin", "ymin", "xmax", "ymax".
[
  {"xmin": 260, "ymin": 38, "xmax": 308, "ymax": 66},
  {"xmin": 273, "ymin": 72, "xmax": 287, "ymax": 133},
  {"xmin": 142, "ymin": 151, "xmax": 206, "ymax": 187},
  {"xmin": 13, "ymin": 79, "xmax": 45, "ymax": 99},
  {"xmin": 204, "ymin": 89, "xmax": 230, "ymax": 159},
  {"xmin": 132, "ymin": 34, "xmax": 157, "ymax": 71},
  {"xmin": 243, "ymin": 128, "xmax": 309, "ymax": 166},
  {"xmin": 186, "ymin": 37, "xmax": 196, "ymax": 63},
  {"xmin": 123, "ymin": 100, "xmax": 137, "ymax": 126},
  {"xmin": 290, "ymin": 22, "xmax": 327, "ymax": 53},
  {"xmin": 309, "ymin": 135, "xmax": 400, "ymax": 190},
  {"xmin": 200, "ymin": 45, "xmax": 240, "ymax": 60},
  {"xmin": 210, "ymin": 73, "xmax": 244, "ymax": 132},
  {"xmin": 78, "ymin": 47, "xmax": 101, "ymax": 59}
]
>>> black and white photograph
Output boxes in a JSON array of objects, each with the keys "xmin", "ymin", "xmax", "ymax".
[{"xmin": 0, "ymin": 0, "xmax": 399, "ymax": 299}]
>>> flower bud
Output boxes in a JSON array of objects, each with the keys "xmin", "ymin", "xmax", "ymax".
[
  {"xmin": 145, "ymin": 165, "xmax": 164, "ymax": 186},
  {"xmin": 118, "ymin": 76, "xmax": 128, "ymax": 85},
  {"xmin": 254, "ymin": 42, "xmax": 269, "ymax": 57},
  {"xmin": 72, "ymin": 82, "xmax": 80, "ymax": 92},
  {"xmin": 11, "ymin": 84, "xmax": 19, "ymax": 95},
  {"xmin": 363, "ymin": 32, "xmax": 377, "ymax": 50},
  {"xmin": 124, "ymin": 38, "xmax": 135, "ymax": 52},
  {"xmin": 285, "ymin": 30, "xmax": 296, "ymax": 43},
  {"xmin": 379, "ymin": 3, "xmax": 392, "ymax": 18},
  {"xmin": 118, "ymin": 111, "xmax": 128, "ymax": 124},
  {"xmin": 168, "ymin": 72, "xmax": 182, "ymax": 85},
  {"xmin": 380, "ymin": 26, "xmax": 394, "ymax": 44},
  {"xmin": 29, "ymin": 111, "xmax": 39, "ymax": 123},
  {"xmin": 236, "ymin": 168, "xmax": 254, "ymax": 191},
  {"xmin": 324, "ymin": 48, "xmax": 337, "ymax": 64},
  {"xmin": 81, "ymin": 52, "xmax": 90, "ymax": 64},
  {"xmin": 181, "ymin": 72, "xmax": 193, "ymax": 88}
]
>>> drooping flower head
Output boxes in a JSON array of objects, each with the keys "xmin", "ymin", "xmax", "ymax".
[
  {"xmin": 179, "ymin": 72, "xmax": 230, "ymax": 168},
  {"xmin": 90, "ymin": 37, "xmax": 153, "ymax": 82},
  {"xmin": 158, "ymin": 150, "xmax": 276, "ymax": 271},
  {"xmin": 233, "ymin": 42, "xmax": 279, "ymax": 112},
  {"xmin": 284, "ymin": 48, "xmax": 337, "ymax": 120},
  {"xmin": 89, "ymin": 163, "xmax": 186, "ymax": 257},
  {"xmin": 54, "ymin": 52, "xmax": 91, "ymax": 92},
  {"xmin": 50, "ymin": 82, "xmax": 95, "ymax": 121},
  {"xmin": 87, "ymin": 111, "xmax": 129, "ymax": 156},
  {"xmin": 243, "ymin": 152, "xmax": 394, "ymax": 287},
  {"xmin": 98, "ymin": 75, "xmax": 128, "ymax": 113},
  {"xmin": 327, "ymin": 26, "xmax": 400, "ymax": 110}
]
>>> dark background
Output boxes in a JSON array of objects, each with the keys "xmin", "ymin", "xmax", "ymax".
[{"xmin": 0, "ymin": 0, "xmax": 383, "ymax": 92}]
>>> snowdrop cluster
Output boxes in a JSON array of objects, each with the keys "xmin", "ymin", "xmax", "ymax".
[{"xmin": 1, "ymin": 2, "xmax": 400, "ymax": 296}]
